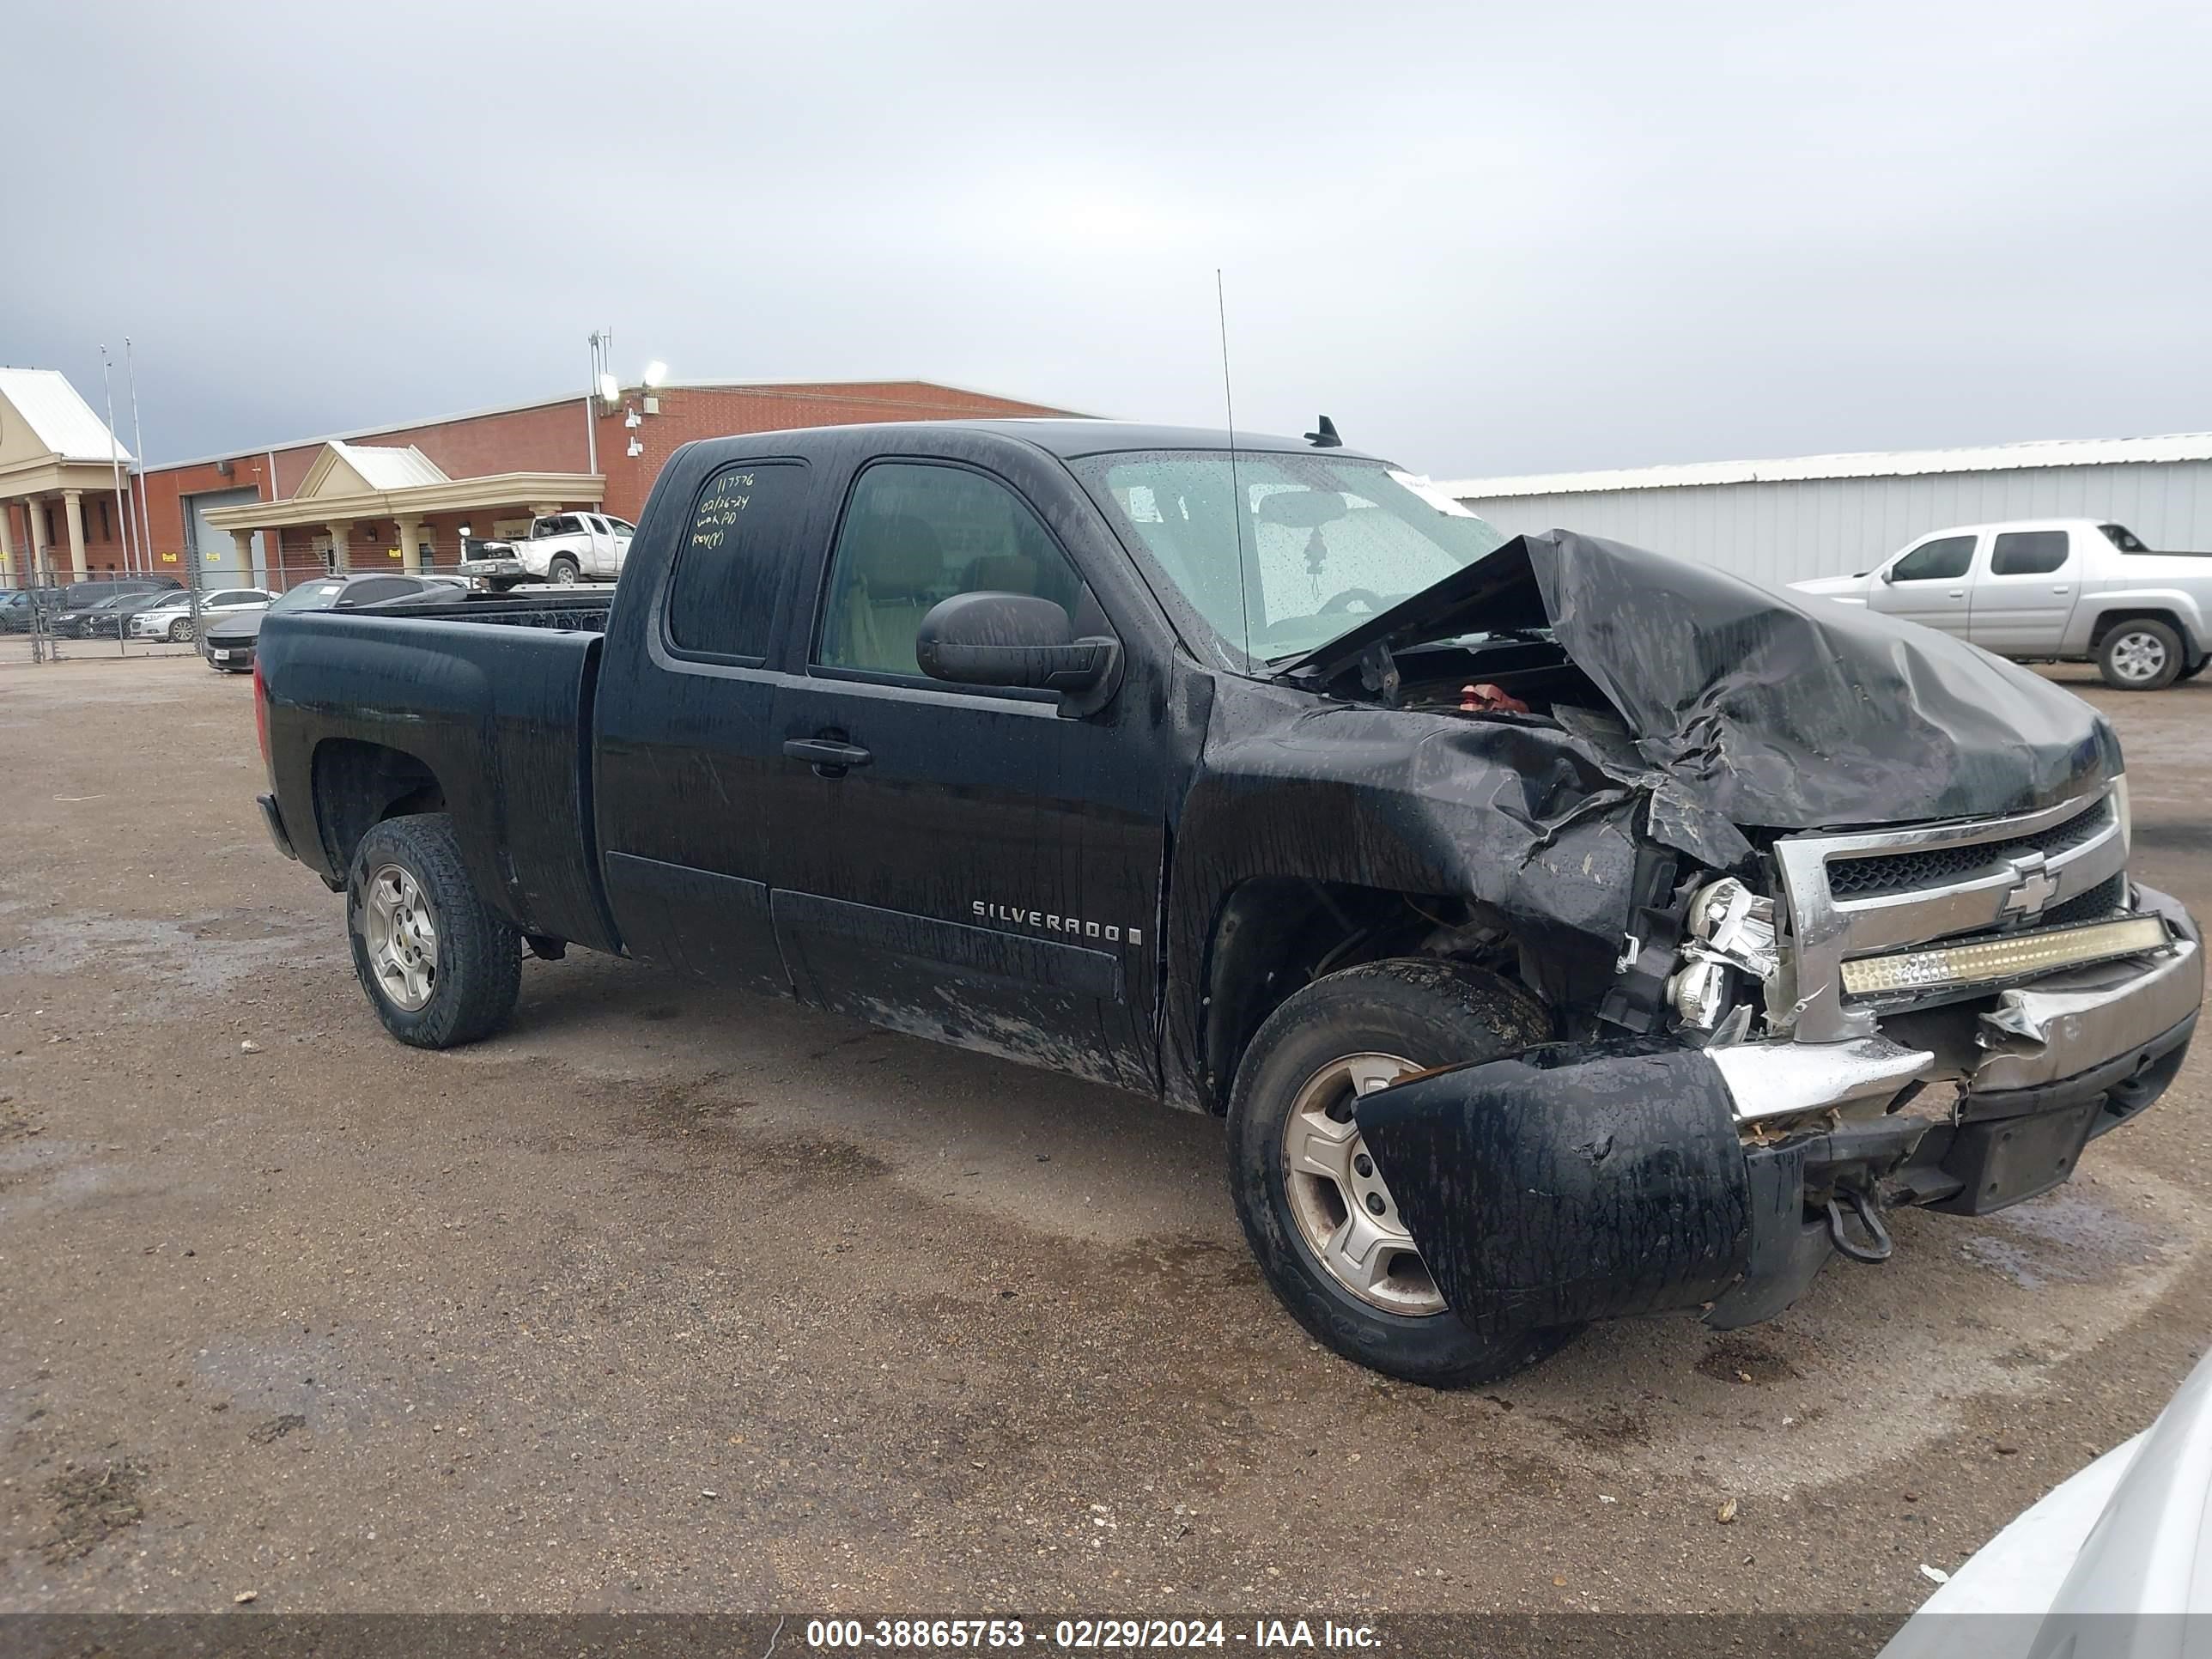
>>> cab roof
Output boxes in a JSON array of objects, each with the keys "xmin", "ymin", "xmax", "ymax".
[{"xmin": 699, "ymin": 417, "xmax": 1388, "ymax": 465}]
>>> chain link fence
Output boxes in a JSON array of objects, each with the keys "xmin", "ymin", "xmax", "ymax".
[{"xmin": 1, "ymin": 574, "xmax": 223, "ymax": 666}]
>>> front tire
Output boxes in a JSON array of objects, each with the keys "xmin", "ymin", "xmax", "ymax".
[
  {"xmin": 1227, "ymin": 957, "xmax": 1574, "ymax": 1387},
  {"xmin": 346, "ymin": 812, "xmax": 521, "ymax": 1048},
  {"xmin": 2099, "ymin": 619, "xmax": 2184, "ymax": 690},
  {"xmin": 168, "ymin": 617, "xmax": 191, "ymax": 642}
]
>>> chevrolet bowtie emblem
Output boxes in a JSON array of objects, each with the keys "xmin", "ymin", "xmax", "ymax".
[{"xmin": 2000, "ymin": 853, "xmax": 2059, "ymax": 919}]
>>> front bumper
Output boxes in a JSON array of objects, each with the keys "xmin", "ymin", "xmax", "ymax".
[
  {"xmin": 1357, "ymin": 884, "xmax": 2201, "ymax": 1347},
  {"xmin": 204, "ymin": 641, "xmax": 256, "ymax": 669}
]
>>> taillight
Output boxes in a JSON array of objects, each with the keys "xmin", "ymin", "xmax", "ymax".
[{"xmin": 252, "ymin": 656, "xmax": 271, "ymax": 769}]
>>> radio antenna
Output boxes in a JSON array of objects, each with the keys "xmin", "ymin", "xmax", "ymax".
[{"xmin": 1216, "ymin": 268, "xmax": 1253, "ymax": 664}]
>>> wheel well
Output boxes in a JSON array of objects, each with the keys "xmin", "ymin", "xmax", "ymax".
[
  {"xmin": 1199, "ymin": 878, "xmax": 1517, "ymax": 1113},
  {"xmin": 311, "ymin": 738, "xmax": 446, "ymax": 875},
  {"xmin": 2090, "ymin": 609, "xmax": 2197, "ymax": 657}
]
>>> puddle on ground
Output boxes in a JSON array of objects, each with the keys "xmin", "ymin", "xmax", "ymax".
[
  {"xmin": 0, "ymin": 908, "xmax": 326, "ymax": 1015},
  {"xmin": 1959, "ymin": 1186, "xmax": 2164, "ymax": 1290}
]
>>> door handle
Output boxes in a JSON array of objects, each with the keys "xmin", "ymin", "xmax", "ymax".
[
  {"xmin": 2051, "ymin": 586, "xmax": 2070, "ymax": 594},
  {"xmin": 784, "ymin": 737, "xmax": 873, "ymax": 776},
  {"xmin": 1948, "ymin": 590, "xmax": 1965, "ymax": 599}
]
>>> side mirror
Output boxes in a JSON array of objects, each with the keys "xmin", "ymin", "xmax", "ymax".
[
  {"xmin": 916, "ymin": 592, "xmax": 1121, "ymax": 711},
  {"xmin": 1879, "ymin": 567, "xmax": 1895, "ymax": 584}
]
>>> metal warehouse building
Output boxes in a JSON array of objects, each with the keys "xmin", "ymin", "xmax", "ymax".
[{"xmin": 1439, "ymin": 433, "xmax": 2212, "ymax": 591}]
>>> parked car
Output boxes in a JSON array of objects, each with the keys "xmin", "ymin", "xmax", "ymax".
[
  {"xmin": 456, "ymin": 512, "xmax": 635, "ymax": 588},
  {"xmin": 52, "ymin": 592, "xmax": 145, "ymax": 638},
  {"xmin": 1881, "ymin": 1341, "xmax": 2212, "ymax": 1654},
  {"xmin": 0, "ymin": 589, "xmax": 63, "ymax": 634},
  {"xmin": 130, "ymin": 587, "xmax": 272, "ymax": 643},
  {"xmin": 77, "ymin": 590, "xmax": 181, "ymax": 639},
  {"xmin": 1792, "ymin": 519, "xmax": 2212, "ymax": 690},
  {"xmin": 204, "ymin": 574, "xmax": 463, "ymax": 672},
  {"xmin": 45, "ymin": 578, "xmax": 183, "ymax": 638},
  {"xmin": 254, "ymin": 419, "xmax": 2197, "ymax": 1388}
]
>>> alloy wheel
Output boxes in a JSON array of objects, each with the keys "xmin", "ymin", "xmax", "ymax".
[
  {"xmin": 1279, "ymin": 1052, "xmax": 1443, "ymax": 1315},
  {"xmin": 2110, "ymin": 629, "xmax": 2169, "ymax": 684},
  {"xmin": 363, "ymin": 864, "xmax": 439, "ymax": 1011}
]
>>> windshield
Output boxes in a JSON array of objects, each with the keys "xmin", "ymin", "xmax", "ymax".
[
  {"xmin": 1068, "ymin": 451, "xmax": 1507, "ymax": 664},
  {"xmin": 270, "ymin": 580, "xmax": 349, "ymax": 612}
]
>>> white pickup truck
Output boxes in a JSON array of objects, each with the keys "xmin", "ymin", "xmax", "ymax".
[
  {"xmin": 1793, "ymin": 519, "xmax": 2212, "ymax": 690},
  {"xmin": 456, "ymin": 511, "xmax": 635, "ymax": 589}
]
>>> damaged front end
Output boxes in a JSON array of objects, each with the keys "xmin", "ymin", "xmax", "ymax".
[
  {"xmin": 1358, "ymin": 837, "xmax": 2199, "ymax": 1349},
  {"xmin": 1318, "ymin": 532, "xmax": 2204, "ymax": 1349}
]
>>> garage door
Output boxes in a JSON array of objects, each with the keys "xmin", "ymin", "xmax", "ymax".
[{"xmin": 185, "ymin": 488, "xmax": 263, "ymax": 586}]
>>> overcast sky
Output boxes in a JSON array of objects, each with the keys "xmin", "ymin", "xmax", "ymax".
[{"xmin": 9, "ymin": 1, "xmax": 2209, "ymax": 477}]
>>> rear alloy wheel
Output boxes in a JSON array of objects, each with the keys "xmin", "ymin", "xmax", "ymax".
[
  {"xmin": 362, "ymin": 864, "xmax": 439, "ymax": 1012},
  {"xmin": 346, "ymin": 812, "xmax": 521, "ymax": 1048},
  {"xmin": 547, "ymin": 554, "xmax": 580, "ymax": 585},
  {"xmin": 2099, "ymin": 619, "xmax": 2184, "ymax": 690},
  {"xmin": 1228, "ymin": 957, "xmax": 1576, "ymax": 1386}
]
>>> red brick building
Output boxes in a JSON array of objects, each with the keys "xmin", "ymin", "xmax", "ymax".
[{"xmin": 18, "ymin": 379, "xmax": 1076, "ymax": 591}]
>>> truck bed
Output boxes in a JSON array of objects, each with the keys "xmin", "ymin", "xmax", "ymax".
[
  {"xmin": 362, "ymin": 590, "xmax": 615, "ymax": 631},
  {"xmin": 258, "ymin": 603, "xmax": 618, "ymax": 954}
]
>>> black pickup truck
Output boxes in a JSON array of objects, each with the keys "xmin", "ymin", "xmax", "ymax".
[{"xmin": 254, "ymin": 419, "xmax": 2203, "ymax": 1386}]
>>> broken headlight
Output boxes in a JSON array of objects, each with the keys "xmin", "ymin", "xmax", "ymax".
[{"xmin": 1666, "ymin": 878, "xmax": 1780, "ymax": 1034}]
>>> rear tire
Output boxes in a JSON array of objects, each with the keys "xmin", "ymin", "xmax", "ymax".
[
  {"xmin": 2098, "ymin": 619, "xmax": 2184, "ymax": 690},
  {"xmin": 1227, "ymin": 957, "xmax": 1577, "ymax": 1387},
  {"xmin": 346, "ymin": 812, "xmax": 521, "ymax": 1048},
  {"xmin": 546, "ymin": 554, "xmax": 580, "ymax": 585}
]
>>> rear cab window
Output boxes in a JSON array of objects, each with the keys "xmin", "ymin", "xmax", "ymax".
[
  {"xmin": 665, "ymin": 460, "xmax": 811, "ymax": 663},
  {"xmin": 1990, "ymin": 529, "xmax": 2071, "ymax": 576}
]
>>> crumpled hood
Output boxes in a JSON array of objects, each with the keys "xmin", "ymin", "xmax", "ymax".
[{"xmin": 1285, "ymin": 529, "xmax": 2117, "ymax": 843}]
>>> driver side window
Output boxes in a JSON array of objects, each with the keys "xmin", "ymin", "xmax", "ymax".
[
  {"xmin": 817, "ymin": 462, "xmax": 1085, "ymax": 678},
  {"xmin": 1889, "ymin": 534, "xmax": 1976, "ymax": 582}
]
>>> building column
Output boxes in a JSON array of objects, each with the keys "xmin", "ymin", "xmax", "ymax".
[
  {"xmin": 63, "ymin": 490, "xmax": 88, "ymax": 583},
  {"xmin": 26, "ymin": 495, "xmax": 51, "ymax": 584},
  {"xmin": 530, "ymin": 501, "xmax": 563, "ymax": 519},
  {"xmin": 0, "ymin": 501, "xmax": 15, "ymax": 586},
  {"xmin": 394, "ymin": 516, "xmax": 425, "ymax": 574},
  {"xmin": 326, "ymin": 521, "xmax": 353, "ymax": 572},
  {"xmin": 229, "ymin": 530, "xmax": 256, "ymax": 581}
]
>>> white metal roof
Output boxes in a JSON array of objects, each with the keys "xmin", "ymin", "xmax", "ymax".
[
  {"xmin": 0, "ymin": 368, "xmax": 134, "ymax": 465},
  {"xmin": 1440, "ymin": 432, "xmax": 2212, "ymax": 501},
  {"xmin": 327, "ymin": 441, "xmax": 448, "ymax": 489}
]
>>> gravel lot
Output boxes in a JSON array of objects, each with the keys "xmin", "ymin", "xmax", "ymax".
[{"xmin": 2, "ymin": 654, "xmax": 2207, "ymax": 1620}]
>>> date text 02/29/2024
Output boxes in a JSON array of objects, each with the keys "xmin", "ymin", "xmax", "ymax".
[{"xmin": 804, "ymin": 1620, "xmax": 1381, "ymax": 1650}]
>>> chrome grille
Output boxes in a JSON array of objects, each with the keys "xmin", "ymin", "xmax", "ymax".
[
  {"xmin": 1771, "ymin": 782, "xmax": 2132, "ymax": 1042},
  {"xmin": 2038, "ymin": 871, "xmax": 2128, "ymax": 929},
  {"xmin": 1826, "ymin": 798, "xmax": 2112, "ymax": 897}
]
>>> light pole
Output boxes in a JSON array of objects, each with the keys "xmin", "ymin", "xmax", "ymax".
[
  {"xmin": 585, "ymin": 330, "xmax": 607, "ymax": 475},
  {"xmin": 125, "ymin": 338, "xmax": 155, "ymax": 582},
  {"xmin": 99, "ymin": 346, "xmax": 135, "ymax": 579}
]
